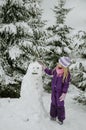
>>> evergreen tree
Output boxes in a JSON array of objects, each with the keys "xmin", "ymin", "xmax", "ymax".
[
  {"xmin": 43, "ymin": 0, "xmax": 73, "ymax": 92},
  {"xmin": 71, "ymin": 31, "xmax": 86, "ymax": 91},
  {"xmin": 78, "ymin": 31, "xmax": 86, "ymax": 58},
  {"xmin": 0, "ymin": 0, "xmax": 46, "ymax": 97},
  {"xmin": 20, "ymin": 0, "xmax": 47, "ymax": 62},
  {"xmin": 0, "ymin": 0, "xmax": 30, "ymax": 23},
  {"xmin": 44, "ymin": 0, "xmax": 72, "ymax": 68},
  {"xmin": 0, "ymin": 0, "xmax": 33, "ymax": 71},
  {"xmin": 70, "ymin": 31, "xmax": 86, "ymax": 105},
  {"xmin": 0, "ymin": 0, "xmax": 46, "ymax": 71}
]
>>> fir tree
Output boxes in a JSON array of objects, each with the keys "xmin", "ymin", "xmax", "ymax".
[
  {"xmin": 20, "ymin": 0, "xmax": 47, "ymax": 61},
  {"xmin": 43, "ymin": 0, "xmax": 72, "ymax": 92},
  {"xmin": 0, "ymin": 0, "xmax": 33, "ymax": 72},
  {"xmin": 0, "ymin": 0, "xmax": 30, "ymax": 23},
  {"xmin": 78, "ymin": 31, "xmax": 86, "ymax": 58},
  {"xmin": 71, "ymin": 31, "xmax": 86, "ymax": 91},
  {"xmin": 0, "ymin": 0, "xmax": 30, "ymax": 97},
  {"xmin": 70, "ymin": 30, "xmax": 86, "ymax": 104},
  {"xmin": 44, "ymin": 0, "xmax": 72, "ymax": 68},
  {"xmin": 0, "ymin": 0, "xmax": 47, "ymax": 97}
]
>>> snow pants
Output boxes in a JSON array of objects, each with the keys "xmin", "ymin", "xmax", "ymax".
[{"xmin": 50, "ymin": 88, "xmax": 65, "ymax": 121}]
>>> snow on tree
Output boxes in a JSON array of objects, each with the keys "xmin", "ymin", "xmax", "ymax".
[
  {"xmin": 0, "ymin": 0, "xmax": 30, "ymax": 23},
  {"xmin": 0, "ymin": 0, "xmax": 33, "ymax": 71},
  {"xmin": 70, "ymin": 30, "xmax": 86, "ymax": 104},
  {"xmin": 0, "ymin": 0, "xmax": 47, "ymax": 97},
  {"xmin": 41, "ymin": 0, "xmax": 73, "ymax": 92},
  {"xmin": 77, "ymin": 31, "xmax": 86, "ymax": 58},
  {"xmin": 19, "ymin": 0, "xmax": 47, "ymax": 62},
  {"xmin": 43, "ymin": 0, "xmax": 72, "ymax": 68}
]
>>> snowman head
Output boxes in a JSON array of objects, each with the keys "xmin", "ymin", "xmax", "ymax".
[{"xmin": 28, "ymin": 62, "xmax": 42, "ymax": 76}]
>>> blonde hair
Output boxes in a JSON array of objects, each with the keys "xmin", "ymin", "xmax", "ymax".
[
  {"xmin": 53, "ymin": 63, "xmax": 69, "ymax": 82},
  {"xmin": 62, "ymin": 67, "xmax": 69, "ymax": 82}
]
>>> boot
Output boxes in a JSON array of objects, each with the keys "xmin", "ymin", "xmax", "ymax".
[
  {"xmin": 56, "ymin": 118, "xmax": 63, "ymax": 125},
  {"xmin": 50, "ymin": 116, "xmax": 56, "ymax": 121}
]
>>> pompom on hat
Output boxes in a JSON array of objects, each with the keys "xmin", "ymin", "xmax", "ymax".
[{"xmin": 59, "ymin": 56, "xmax": 71, "ymax": 68}]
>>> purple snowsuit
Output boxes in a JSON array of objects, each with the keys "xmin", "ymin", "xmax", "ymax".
[{"xmin": 44, "ymin": 68, "xmax": 71, "ymax": 121}]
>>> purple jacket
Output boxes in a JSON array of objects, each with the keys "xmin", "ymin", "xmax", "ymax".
[{"xmin": 44, "ymin": 68, "xmax": 71, "ymax": 106}]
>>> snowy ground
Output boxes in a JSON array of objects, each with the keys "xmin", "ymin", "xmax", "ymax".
[{"xmin": 0, "ymin": 62, "xmax": 86, "ymax": 130}]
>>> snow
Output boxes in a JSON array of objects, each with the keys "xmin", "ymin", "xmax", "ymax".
[
  {"xmin": 55, "ymin": 47, "xmax": 62, "ymax": 55},
  {"xmin": 19, "ymin": 40, "xmax": 33, "ymax": 48},
  {"xmin": 9, "ymin": 45, "xmax": 22, "ymax": 60},
  {"xmin": 4, "ymin": 75, "xmax": 16, "ymax": 85},
  {"xmin": 77, "ymin": 58, "xmax": 86, "ymax": 68},
  {"xmin": 0, "ymin": 0, "xmax": 6, "ymax": 6},
  {"xmin": 0, "ymin": 62, "xmax": 86, "ymax": 130},
  {"xmin": 0, "ymin": 22, "xmax": 33, "ymax": 37},
  {"xmin": 64, "ymin": 47, "xmax": 71, "ymax": 54},
  {"xmin": 70, "ymin": 57, "xmax": 86, "ymax": 72},
  {"xmin": 0, "ymin": 24, "xmax": 17, "ymax": 35},
  {"xmin": 0, "ymin": 65, "xmax": 4, "ymax": 77},
  {"xmin": 15, "ymin": 22, "xmax": 33, "ymax": 36},
  {"xmin": 46, "ymin": 35, "xmax": 60, "ymax": 43},
  {"xmin": 20, "ymin": 61, "xmax": 43, "ymax": 99},
  {"xmin": 56, "ymin": 24, "xmax": 65, "ymax": 30},
  {"xmin": 11, "ymin": 0, "xmax": 24, "ymax": 6}
]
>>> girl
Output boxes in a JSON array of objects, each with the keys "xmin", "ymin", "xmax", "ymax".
[{"xmin": 38, "ymin": 56, "xmax": 71, "ymax": 125}]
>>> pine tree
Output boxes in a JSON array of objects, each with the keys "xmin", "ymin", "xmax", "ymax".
[
  {"xmin": 78, "ymin": 31, "xmax": 86, "ymax": 58},
  {"xmin": 44, "ymin": 0, "xmax": 72, "ymax": 68},
  {"xmin": 0, "ymin": 0, "xmax": 30, "ymax": 97},
  {"xmin": 71, "ymin": 31, "xmax": 86, "ymax": 91},
  {"xmin": 0, "ymin": 0, "xmax": 30, "ymax": 23},
  {"xmin": 71, "ymin": 31, "xmax": 86, "ymax": 105},
  {"xmin": 20, "ymin": 0, "xmax": 47, "ymax": 62},
  {"xmin": 0, "ymin": 0, "xmax": 46, "ymax": 71},
  {"xmin": 0, "ymin": 0, "xmax": 33, "ymax": 70},
  {"xmin": 43, "ymin": 0, "xmax": 73, "ymax": 92},
  {"xmin": 0, "ymin": 0, "xmax": 47, "ymax": 97}
]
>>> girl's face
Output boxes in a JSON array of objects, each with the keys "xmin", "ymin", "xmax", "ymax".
[{"xmin": 57, "ymin": 63, "xmax": 64, "ymax": 69}]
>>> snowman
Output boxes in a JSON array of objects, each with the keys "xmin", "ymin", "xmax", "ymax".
[{"xmin": 20, "ymin": 61, "xmax": 43, "ymax": 101}]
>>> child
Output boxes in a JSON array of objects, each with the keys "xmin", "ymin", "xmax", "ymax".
[{"xmin": 38, "ymin": 56, "xmax": 71, "ymax": 125}]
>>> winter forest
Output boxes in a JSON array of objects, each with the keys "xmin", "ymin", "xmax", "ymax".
[{"xmin": 0, "ymin": 0, "xmax": 86, "ymax": 130}]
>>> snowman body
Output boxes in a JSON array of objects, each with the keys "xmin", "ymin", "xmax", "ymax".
[{"xmin": 20, "ymin": 61, "xmax": 43, "ymax": 101}]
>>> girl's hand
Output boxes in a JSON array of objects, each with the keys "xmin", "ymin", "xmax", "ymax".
[{"xmin": 59, "ymin": 93, "xmax": 66, "ymax": 101}]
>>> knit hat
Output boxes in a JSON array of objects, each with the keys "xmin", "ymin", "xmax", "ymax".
[{"xmin": 59, "ymin": 56, "xmax": 71, "ymax": 68}]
